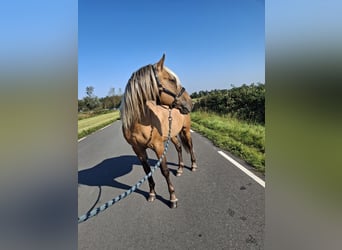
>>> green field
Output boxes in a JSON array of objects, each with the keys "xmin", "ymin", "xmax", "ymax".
[
  {"xmin": 78, "ymin": 111, "xmax": 120, "ymax": 139},
  {"xmin": 190, "ymin": 111, "xmax": 265, "ymax": 172}
]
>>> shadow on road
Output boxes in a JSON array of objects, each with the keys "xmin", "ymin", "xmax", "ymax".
[{"xmin": 78, "ymin": 155, "xmax": 180, "ymax": 209}]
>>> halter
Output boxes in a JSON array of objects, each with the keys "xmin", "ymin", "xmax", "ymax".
[{"xmin": 152, "ymin": 65, "xmax": 186, "ymax": 108}]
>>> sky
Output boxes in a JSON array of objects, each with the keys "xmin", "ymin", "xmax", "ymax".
[{"xmin": 79, "ymin": 0, "xmax": 264, "ymax": 99}]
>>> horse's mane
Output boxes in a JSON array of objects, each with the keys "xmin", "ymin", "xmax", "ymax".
[
  {"xmin": 120, "ymin": 64, "xmax": 180, "ymax": 129},
  {"xmin": 120, "ymin": 64, "xmax": 159, "ymax": 129}
]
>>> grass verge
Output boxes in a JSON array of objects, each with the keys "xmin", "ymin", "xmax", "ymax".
[
  {"xmin": 78, "ymin": 111, "xmax": 120, "ymax": 139},
  {"xmin": 190, "ymin": 111, "xmax": 265, "ymax": 172}
]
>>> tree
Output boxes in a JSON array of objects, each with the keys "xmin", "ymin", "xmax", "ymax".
[
  {"xmin": 78, "ymin": 99, "xmax": 86, "ymax": 112},
  {"xmin": 108, "ymin": 87, "xmax": 116, "ymax": 108},
  {"xmin": 190, "ymin": 92, "xmax": 199, "ymax": 99},
  {"xmin": 83, "ymin": 86, "xmax": 100, "ymax": 111},
  {"xmin": 86, "ymin": 86, "xmax": 94, "ymax": 98}
]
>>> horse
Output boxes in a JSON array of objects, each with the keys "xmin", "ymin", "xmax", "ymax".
[
  {"xmin": 147, "ymin": 102, "xmax": 198, "ymax": 176},
  {"xmin": 120, "ymin": 54, "xmax": 197, "ymax": 208}
]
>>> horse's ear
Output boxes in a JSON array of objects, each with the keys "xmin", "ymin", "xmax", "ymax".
[{"xmin": 156, "ymin": 54, "xmax": 165, "ymax": 71}]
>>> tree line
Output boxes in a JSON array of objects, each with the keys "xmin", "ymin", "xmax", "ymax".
[
  {"xmin": 78, "ymin": 83, "xmax": 265, "ymax": 125},
  {"xmin": 191, "ymin": 83, "xmax": 265, "ymax": 124},
  {"xmin": 78, "ymin": 86, "xmax": 122, "ymax": 112}
]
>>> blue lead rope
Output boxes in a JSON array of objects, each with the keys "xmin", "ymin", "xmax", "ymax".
[{"xmin": 78, "ymin": 109, "xmax": 172, "ymax": 224}]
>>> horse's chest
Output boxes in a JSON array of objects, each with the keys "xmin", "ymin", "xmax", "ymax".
[{"xmin": 131, "ymin": 126, "xmax": 161, "ymax": 148}]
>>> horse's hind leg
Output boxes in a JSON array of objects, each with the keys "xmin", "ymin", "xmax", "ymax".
[
  {"xmin": 171, "ymin": 136, "xmax": 184, "ymax": 176},
  {"xmin": 132, "ymin": 146, "xmax": 156, "ymax": 202},
  {"xmin": 181, "ymin": 129, "xmax": 198, "ymax": 171},
  {"xmin": 188, "ymin": 136, "xmax": 198, "ymax": 172},
  {"xmin": 154, "ymin": 145, "xmax": 178, "ymax": 208}
]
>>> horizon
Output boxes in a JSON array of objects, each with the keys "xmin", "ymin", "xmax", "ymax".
[{"xmin": 78, "ymin": 81, "xmax": 265, "ymax": 100}]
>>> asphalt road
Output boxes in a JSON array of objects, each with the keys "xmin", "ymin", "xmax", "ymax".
[{"xmin": 78, "ymin": 121, "xmax": 265, "ymax": 250}]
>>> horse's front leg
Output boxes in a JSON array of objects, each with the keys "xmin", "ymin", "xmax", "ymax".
[
  {"xmin": 132, "ymin": 146, "xmax": 156, "ymax": 202},
  {"xmin": 155, "ymin": 146, "xmax": 178, "ymax": 208},
  {"xmin": 171, "ymin": 136, "xmax": 184, "ymax": 176}
]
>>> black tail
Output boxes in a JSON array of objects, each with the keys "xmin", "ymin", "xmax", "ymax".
[{"xmin": 179, "ymin": 131, "xmax": 191, "ymax": 153}]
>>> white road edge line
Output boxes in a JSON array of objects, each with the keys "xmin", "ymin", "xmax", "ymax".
[
  {"xmin": 99, "ymin": 124, "xmax": 112, "ymax": 131},
  {"xmin": 78, "ymin": 137, "xmax": 86, "ymax": 142},
  {"xmin": 217, "ymin": 151, "xmax": 265, "ymax": 188},
  {"xmin": 78, "ymin": 124, "xmax": 112, "ymax": 142}
]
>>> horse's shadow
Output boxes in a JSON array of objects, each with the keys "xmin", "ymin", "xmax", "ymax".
[{"xmin": 78, "ymin": 155, "xmax": 180, "ymax": 209}]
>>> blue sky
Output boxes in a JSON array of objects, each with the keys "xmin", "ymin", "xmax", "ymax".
[{"xmin": 79, "ymin": 0, "xmax": 264, "ymax": 99}]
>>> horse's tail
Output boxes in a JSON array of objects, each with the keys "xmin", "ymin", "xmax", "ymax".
[{"xmin": 179, "ymin": 130, "xmax": 190, "ymax": 153}]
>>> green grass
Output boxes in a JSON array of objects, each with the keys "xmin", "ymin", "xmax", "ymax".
[
  {"xmin": 78, "ymin": 110, "xmax": 120, "ymax": 139},
  {"xmin": 78, "ymin": 109, "xmax": 116, "ymax": 120},
  {"xmin": 191, "ymin": 111, "xmax": 265, "ymax": 172}
]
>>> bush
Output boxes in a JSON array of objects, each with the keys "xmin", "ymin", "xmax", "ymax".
[{"xmin": 192, "ymin": 83, "xmax": 265, "ymax": 124}]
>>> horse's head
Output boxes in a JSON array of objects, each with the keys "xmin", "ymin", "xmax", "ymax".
[{"xmin": 153, "ymin": 54, "xmax": 193, "ymax": 114}]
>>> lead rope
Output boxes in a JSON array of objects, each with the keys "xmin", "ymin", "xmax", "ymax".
[{"xmin": 78, "ymin": 108, "xmax": 172, "ymax": 224}]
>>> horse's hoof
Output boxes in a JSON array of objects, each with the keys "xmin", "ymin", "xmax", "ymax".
[
  {"xmin": 176, "ymin": 170, "xmax": 183, "ymax": 177},
  {"xmin": 148, "ymin": 193, "xmax": 156, "ymax": 202},
  {"xmin": 191, "ymin": 163, "xmax": 198, "ymax": 172},
  {"xmin": 170, "ymin": 199, "xmax": 178, "ymax": 209}
]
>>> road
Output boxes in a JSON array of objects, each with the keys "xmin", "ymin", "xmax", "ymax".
[{"xmin": 78, "ymin": 121, "xmax": 265, "ymax": 249}]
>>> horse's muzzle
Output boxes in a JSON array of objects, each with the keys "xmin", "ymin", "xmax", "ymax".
[
  {"xmin": 178, "ymin": 102, "xmax": 192, "ymax": 114},
  {"xmin": 180, "ymin": 108, "xmax": 190, "ymax": 114}
]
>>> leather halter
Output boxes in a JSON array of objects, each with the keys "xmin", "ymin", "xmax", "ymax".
[{"xmin": 151, "ymin": 65, "xmax": 186, "ymax": 108}]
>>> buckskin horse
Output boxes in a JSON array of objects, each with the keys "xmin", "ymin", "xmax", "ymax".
[{"xmin": 120, "ymin": 54, "xmax": 197, "ymax": 208}]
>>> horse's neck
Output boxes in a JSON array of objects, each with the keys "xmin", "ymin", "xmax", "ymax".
[{"xmin": 145, "ymin": 101, "xmax": 169, "ymax": 120}]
